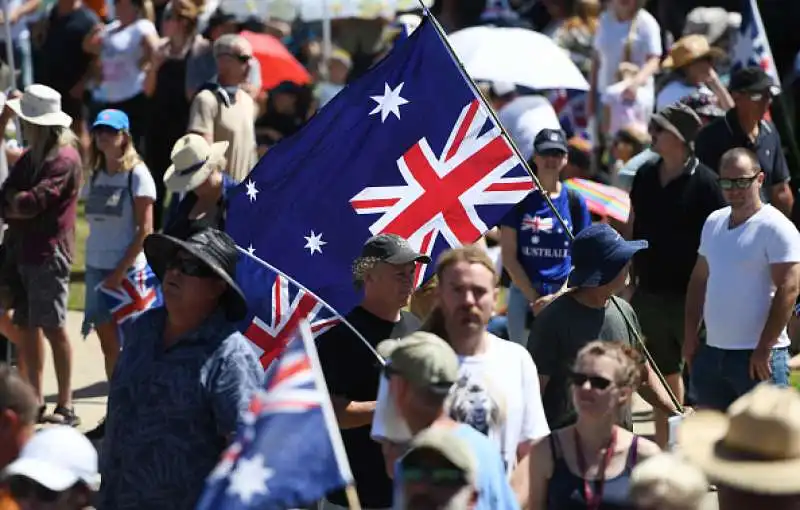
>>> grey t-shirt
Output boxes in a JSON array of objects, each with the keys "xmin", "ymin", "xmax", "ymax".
[
  {"xmin": 528, "ymin": 293, "xmax": 642, "ymax": 430},
  {"xmin": 84, "ymin": 163, "xmax": 157, "ymax": 270}
]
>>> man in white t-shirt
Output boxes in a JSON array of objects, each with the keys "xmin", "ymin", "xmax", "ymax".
[
  {"xmin": 421, "ymin": 246, "xmax": 549, "ymax": 472},
  {"xmin": 684, "ymin": 148, "xmax": 800, "ymax": 411}
]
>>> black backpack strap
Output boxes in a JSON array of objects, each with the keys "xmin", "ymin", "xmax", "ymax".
[
  {"xmin": 127, "ymin": 168, "xmax": 134, "ymax": 203},
  {"xmin": 565, "ymin": 186, "xmax": 586, "ymax": 236}
]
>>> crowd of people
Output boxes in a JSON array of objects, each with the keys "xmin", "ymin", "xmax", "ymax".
[{"xmin": 0, "ymin": 0, "xmax": 798, "ymax": 509}]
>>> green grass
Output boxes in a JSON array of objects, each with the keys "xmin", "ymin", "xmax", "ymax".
[{"xmin": 68, "ymin": 201, "xmax": 88, "ymax": 311}]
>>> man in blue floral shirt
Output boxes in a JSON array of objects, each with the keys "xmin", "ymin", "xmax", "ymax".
[{"xmin": 98, "ymin": 228, "xmax": 263, "ymax": 510}]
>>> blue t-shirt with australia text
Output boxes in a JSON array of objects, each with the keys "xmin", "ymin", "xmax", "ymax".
[{"xmin": 501, "ymin": 188, "xmax": 590, "ymax": 295}]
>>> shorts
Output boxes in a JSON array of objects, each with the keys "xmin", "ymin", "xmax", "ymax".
[
  {"xmin": 632, "ymin": 290, "xmax": 685, "ymax": 375},
  {"xmin": 13, "ymin": 247, "xmax": 70, "ymax": 329},
  {"xmin": 81, "ymin": 266, "xmax": 115, "ymax": 337},
  {"xmin": 690, "ymin": 344, "xmax": 790, "ymax": 411}
]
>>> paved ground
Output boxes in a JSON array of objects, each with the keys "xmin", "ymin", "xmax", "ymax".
[{"xmin": 36, "ymin": 311, "xmax": 716, "ymax": 508}]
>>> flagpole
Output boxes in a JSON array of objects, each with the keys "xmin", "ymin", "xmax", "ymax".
[
  {"xmin": 413, "ymin": 10, "xmax": 683, "ymax": 415},
  {"xmin": 298, "ymin": 320, "xmax": 362, "ymax": 510},
  {"xmin": 236, "ymin": 246, "xmax": 387, "ymax": 366}
]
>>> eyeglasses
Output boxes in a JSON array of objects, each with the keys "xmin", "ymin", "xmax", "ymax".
[
  {"xmin": 402, "ymin": 467, "xmax": 467, "ymax": 486},
  {"xmin": 718, "ymin": 174, "xmax": 760, "ymax": 190},
  {"xmin": 569, "ymin": 371, "xmax": 613, "ymax": 390},
  {"xmin": 8, "ymin": 476, "xmax": 62, "ymax": 502},
  {"xmin": 166, "ymin": 256, "xmax": 218, "ymax": 278}
]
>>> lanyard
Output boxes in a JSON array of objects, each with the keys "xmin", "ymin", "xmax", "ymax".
[{"xmin": 573, "ymin": 427, "xmax": 618, "ymax": 510}]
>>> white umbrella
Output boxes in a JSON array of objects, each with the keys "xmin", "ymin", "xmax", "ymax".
[{"xmin": 448, "ymin": 26, "xmax": 590, "ymax": 92}]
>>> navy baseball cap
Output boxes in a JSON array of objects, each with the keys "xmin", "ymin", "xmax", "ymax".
[
  {"xmin": 569, "ymin": 224, "xmax": 648, "ymax": 288},
  {"xmin": 92, "ymin": 109, "xmax": 129, "ymax": 131},
  {"xmin": 534, "ymin": 128, "xmax": 568, "ymax": 154}
]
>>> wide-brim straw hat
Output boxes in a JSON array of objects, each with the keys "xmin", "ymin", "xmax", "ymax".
[
  {"xmin": 678, "ymin": 383, "xmax": 800, "ymax": 495},
  {"xmin": 663, "ymin": 34, "xmax": 725, "ymax": 70},
  {"xmin": 7, "ymin": 84, "xmax": 72, "ymax": 128},
  {"xmin": 163, "ymin": 134, "xmax": 229, "ymax": 193}
]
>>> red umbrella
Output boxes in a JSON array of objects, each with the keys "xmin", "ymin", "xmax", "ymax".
[{"xmin": 240, "ymin": 31, "xmax": 311, "ymax": 91}]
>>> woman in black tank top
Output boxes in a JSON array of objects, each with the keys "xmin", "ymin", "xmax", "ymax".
[{"xmin": 527, "ymin": 341, "xmax": 662, "ymax": 509}]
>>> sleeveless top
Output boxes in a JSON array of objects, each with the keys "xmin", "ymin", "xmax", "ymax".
[{"xmin": 546, "ymin": 432, "xmax": 639, "ymax": 510}]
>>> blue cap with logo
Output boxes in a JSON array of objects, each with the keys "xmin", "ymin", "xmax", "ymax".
[
  {"xmin": 92, "ymin": 109, "xmax": 130, "ymax": 131},
  {"xmin": 534, "ymin": 128, "xmax": 568, "ymax": 154},
  {"xmin": 569, "ymin": 224, "xmax": 648, "ymax": 288}
]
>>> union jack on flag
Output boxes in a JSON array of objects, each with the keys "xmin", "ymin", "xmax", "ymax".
[
  {"xmin": 226, "ymin": 15, "xmax": 532, "ymax": 313},
  {"xmin": 732, "ymin": 0, "xmax": 780, "ymax": 86},
  {"xmin": 98, "ymin": 264, "xmax": 163, "ymax": 326},
  {"xmin": 549, "ymin": 89, "xmax": 591, "ymax": 143},
  {"xmin": 521, "ymin": 214, "xmax": 553, "ymax": 233},
  {"xmin": 235, "ymin": 251, "xmax": 341, "ymax": 369},
  {"xmin": 196, "ymin": 321, "xmax": 353, "ymax": 510}
]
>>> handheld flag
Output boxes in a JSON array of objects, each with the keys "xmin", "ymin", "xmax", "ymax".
[
  {"xmin": 98, "ymin": 264, "xmax": 163, "ymax": 326},
  {"xmin": 196, "ymin": 321, "xmax": 354, "ymax": 510},
  {"xmin": 236, "ymin": 250, "xmax": 341, "ymax": 368},
  {"xmin": 227, "ymin": 15, "xmax": 532, "ymax": 314},
  {"xmin": 732, "ymin": 0, "xmax": 780, "ymax": 86}
]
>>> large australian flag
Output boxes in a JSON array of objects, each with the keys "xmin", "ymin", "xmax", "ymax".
[{"xmin": 226, "ymin": 15, "xmax": 532, "ymax": 314}]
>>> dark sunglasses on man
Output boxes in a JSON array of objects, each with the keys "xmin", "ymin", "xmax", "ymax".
[
  {"xmin": 718, "ymin": 173, "xmax": 760, "ymax": 190},
  {"xmin": 166, "ymin": 254, "xmax": 219, "ymax": 279},
  {"xmin": 402, "ymin": 465, "xmax": 468, "ymax": 487}
]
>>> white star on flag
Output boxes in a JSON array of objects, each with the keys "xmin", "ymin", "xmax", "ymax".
[
  {"xmin": 226, "ymin": 454, "xmax": 273, "ymax": 504},
  {"xmin": 304, "ymin": 230, "xmax": 327, "ymax": 255},
  {"xmin": 246, "ymin": 180, "xmax": 259, "ymax": 202},
  {"xmin": 369, "ymin": 82, "xmax": 409, "ymax": 122},
  {"xmin": 247, "ymin": 244, "xmax": 255, "ymax": 255}
]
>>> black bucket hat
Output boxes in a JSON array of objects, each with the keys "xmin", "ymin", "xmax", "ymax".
[{"xmin": 144, "ymin": 228, "xmax": 248, "ymax": 321}]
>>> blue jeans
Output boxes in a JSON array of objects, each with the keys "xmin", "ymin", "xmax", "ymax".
[
  {"xmin": 507, "ymin": 284, "xmax": 530, "ymax": 347},
  {"xmin": 690, "ymin": 344, "xmax": 790, "ymax": 411},
  {"xmin": 81, "ymin": 266, "xmax": 115, "ymax": 337}
]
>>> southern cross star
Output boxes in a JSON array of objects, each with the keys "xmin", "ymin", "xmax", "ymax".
[
  {"xmin": 304, "ymin": 230, "xmax": 327, "ymax": 255},
  {"xmin": 369, "ymin": 82, "xmax": 410, "ymax": 122}
]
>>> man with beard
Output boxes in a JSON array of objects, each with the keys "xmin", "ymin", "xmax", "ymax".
[
  {"xmin": 317, "ymin": 234, "xmax": 430, "ymax": 510},
  {"xmin": 420, "ymin": 246, "xmax": 549, "ymax": 474}
]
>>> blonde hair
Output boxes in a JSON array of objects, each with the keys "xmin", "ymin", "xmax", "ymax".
[
  {"xmin": 88, "ymin": 129, "xmax": 142, "ymax": 177},
  {"xmin": 23, "ymin": 122, "xmax": 80, "ymax": 170},
  {"xmin": 421, "ymin": 245, "xmax": 498, "ymax": 338},
  {"xmin": 575, "ymin": 340, "xmax": 644, "ymax": 389},
  {"xmin": 563, "ymin": 0, "xmax": 600, "ymax": 33},
  {"xmin": 629, "ymin": 453, "xmax": 708, "ymax": 509}
]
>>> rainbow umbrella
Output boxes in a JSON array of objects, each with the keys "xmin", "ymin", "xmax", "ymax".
[{"xmin": 564, "ymin": 178, "xmax": 630, "ymax": 223}]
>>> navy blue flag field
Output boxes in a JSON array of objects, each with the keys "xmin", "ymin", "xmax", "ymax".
[
  {"xmin": 226, "ymin": 15, "xmax": 533, "ymax": 314},
  {"xmin": 195, "ymin": 322, "xmax": 353, "ymax": 510}
]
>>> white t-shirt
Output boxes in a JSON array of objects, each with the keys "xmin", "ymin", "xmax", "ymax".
[
  {"xmin": 95, "ymin": 19, "xmax": 157, "ymax": 103},
  {"xmin": 699, "ymin": 205, "xmax": 800, "ymax": 350},
  {"xmin": 593, "ymin": 9, "xmax": 662, "ymax": 94},
  {"xmin": 84, "ymin": 163, "xmax": 157, "ymax": 270},
  {"xmin": 601, "ymin": 79, "xmax": 652, "ymax": 136},
  {"xmin": 371, "ymin": 333, "xmax": 550, "ymax": 473},
  {"xmin": 497, "ymin": 96, "xmax": 561, "ymax": 161},
  {"xmin": 656, "ymin": 81, "xmax": 712, "ymax": 110}
]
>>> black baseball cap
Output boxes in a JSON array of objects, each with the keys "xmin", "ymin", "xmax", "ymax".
[
  {"xmin": 534, "ymin": 128, "xmax": 568, "ymax": 154},
  {"xmin": 729, "ymin": 67, "xmax": 780, "ymax": 97},
  {"xmin": 360, "ymin": 234, "xmax": 431, "ymax": 265}
]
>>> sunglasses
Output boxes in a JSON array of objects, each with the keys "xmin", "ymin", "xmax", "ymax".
[
  {"xmin": 403, "ymin": 467, "xmax": 467, "ymax": 486},
  {"xmin": 166, "ymin": 255, "xmax": 218, "ymax": 279},
  {"xmin": 8, "ymin": 476, "xmax": 62, "ymax": 502},
  {"xmin": 218, "ymin": 52, "xmax": 251, "ymax": 63},
  {"xmin": 569, "ymin": 371, "xmax": 613, "ymax": 390},
  {"xmin": 93, "ymin": 125, "xmax": 122, "ymax": 136},
  {"xmin": 718, "ymin": 174, "xmax": 760, "ymax": 190}
]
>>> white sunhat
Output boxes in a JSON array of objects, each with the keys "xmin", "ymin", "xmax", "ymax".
[
  {"xmin": 2, "ymin": 425, "xmax": 100, "ymax": 492},
  {"xmin": 6, "ymin": 84, "xmax": 72, "ymax": 128},
  {"xmin": 163, "ymin": 133, "xmax": 229, "ymax": 193}
]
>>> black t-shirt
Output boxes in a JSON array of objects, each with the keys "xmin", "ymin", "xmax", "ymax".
[
  {"xmin": 317, "ymin": 306, "xmax": 420, "ymax": 508},
  {"xmin": 39, "ymin": 6, "xmax": 99, "ymax": 94},
  {"xmin": 630, "ymin": 157, "xmax": 727, "ymax": 296}
]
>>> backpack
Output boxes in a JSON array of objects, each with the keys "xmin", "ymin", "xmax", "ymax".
[{"xmin": 514, "ymin": 186, "xmax": 588, "ymax": 236}]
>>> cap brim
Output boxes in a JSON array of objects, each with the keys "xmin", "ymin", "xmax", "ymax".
[
  {"xmin": 92, "ymin": 120, "xmax": 126, "ymax": 131},
  {"xmin": 569, "ymin": 240, "xmax": 647, "ymax": 288},
  {"xmin": 7, "ymin": 98, "xmax": 72, "ymax": 128},
  {"xmin": 143, "ymin": 233, "xmax": 248, "ymax": 321},
  {"xmin": 3, "ymin": 457, "xmax": 96, "ymax": 492},
  {"xmin": 383, "ymin": 250, "xmax": 431, "ymax": 265},
  {"xmin": 535, "ymin": 141, "xmax": 568, "ymax": 153},
  {"xmin": 678, "ymin": 411, "xmax": 800, "ymax": 494}
]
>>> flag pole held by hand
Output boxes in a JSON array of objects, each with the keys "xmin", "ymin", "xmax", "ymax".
[{"xmin": 345, "ymin": 485, "xmax": 362, "ymax": 510}]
